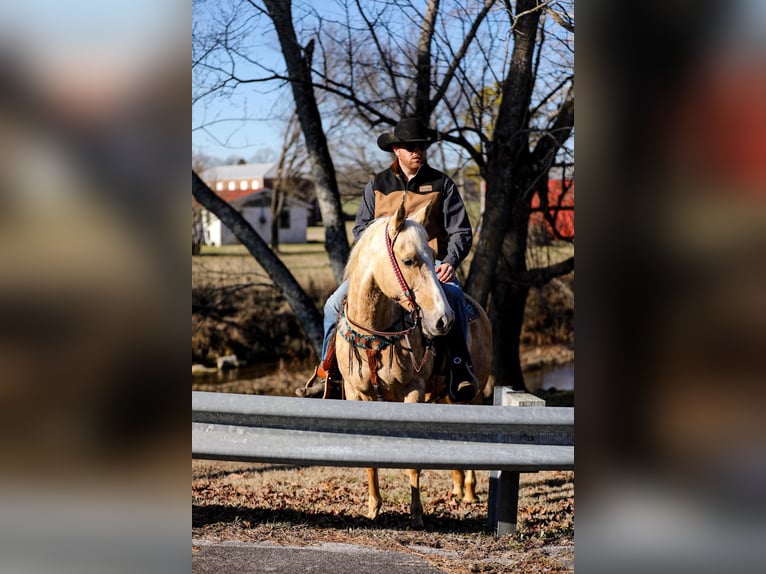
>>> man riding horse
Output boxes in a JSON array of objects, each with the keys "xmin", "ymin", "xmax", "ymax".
[{"xmin": 300, "ymin": 117, "xmax": 478, "ymax": 404}]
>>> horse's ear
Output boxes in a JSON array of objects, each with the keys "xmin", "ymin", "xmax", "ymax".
[
  {"xmin": 410, "ymin": 200, "xmax": 432, "ymax": 226},
  {"xmin": 391, "ymin": 199, "xmax": 407, "ymax": 233}
]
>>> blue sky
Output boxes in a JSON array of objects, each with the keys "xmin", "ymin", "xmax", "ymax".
[
  {"xmin": 192, "ymin": 1, "xmax": 290, "ymax": 161},
  {"xmin": 192, "ymin": 81, "xmax": 289, "ymax": 161}
]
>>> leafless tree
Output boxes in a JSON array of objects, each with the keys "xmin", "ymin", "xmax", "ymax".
[{"xmin": 269, "ymin": 111, "xmax": 308, "ymax": 252}]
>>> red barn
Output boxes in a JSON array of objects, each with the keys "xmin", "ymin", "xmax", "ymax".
[{"xmin": 530, "ymin": 177, "xmax": 574, "ymax": 241}]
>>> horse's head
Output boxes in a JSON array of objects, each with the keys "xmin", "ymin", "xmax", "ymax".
[{"xmin": 380, "ymin": 200, "xmax": 454, "ymax": 337}]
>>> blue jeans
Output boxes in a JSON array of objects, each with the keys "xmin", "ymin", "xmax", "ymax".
[{"xmin": 320, "ymin": 266, "xmax": 469, "ymax": 361}]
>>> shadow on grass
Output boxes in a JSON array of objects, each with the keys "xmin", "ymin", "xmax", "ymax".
[
  {"xmin": 194, "ymin": 464, "xmax": 304, "ymax": 481},
  {"xmin": 193, "ymin": 503, "xmax": 487, "ymax": 534}
]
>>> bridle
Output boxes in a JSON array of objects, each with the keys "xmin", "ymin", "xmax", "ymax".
[
  {"xmin": 384, "ymin": 221, "xmax": 421, "ymax": 323},
  {"xmin": 342, "ymin": 221, "xmax": 421, "ymax": 338}
]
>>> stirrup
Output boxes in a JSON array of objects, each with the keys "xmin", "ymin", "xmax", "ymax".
[
  {"xmin": 295, "ymin": 366, "xmax": 326, "ymax": 398},
  {"xmin": 447, "ymin": 357, "xmax": 478, "ymax": 404}
]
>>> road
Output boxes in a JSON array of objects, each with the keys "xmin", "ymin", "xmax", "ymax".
[{"xmin": 192, "ymin": 539, "xmax": 450, "ymax": 573}]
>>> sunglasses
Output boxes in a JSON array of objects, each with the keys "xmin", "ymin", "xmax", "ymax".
[{"xmin": 399, "ymin": 143, "xmax": 426, "ymax": 152}]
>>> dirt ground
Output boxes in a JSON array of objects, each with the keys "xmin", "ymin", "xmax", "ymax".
[
  {"xmin": 193, "ymin": 449, "xmax": 574, "ymax": 572},
  {"xmin": 192, "ymin": 462, "xmax": 574, "ymax": 574}
]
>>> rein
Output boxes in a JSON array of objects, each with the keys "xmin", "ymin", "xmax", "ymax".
[{"xmin": 342, "ymin": 220, "xmax": 423, "ymax": 340}]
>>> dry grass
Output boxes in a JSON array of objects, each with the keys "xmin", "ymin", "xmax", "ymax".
[{"xmin": 192, "ymin": 459, "xmax": 574, "ymax": 573}]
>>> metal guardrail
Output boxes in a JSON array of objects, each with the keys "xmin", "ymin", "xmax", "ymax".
[{"xmin": 192, "ymin": 390, "xmax": 574, "ymax": 534}]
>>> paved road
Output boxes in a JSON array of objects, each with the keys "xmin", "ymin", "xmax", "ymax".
[{"xmin": 192, "ymin": 539, "xmax": 449, "ymax": 574}]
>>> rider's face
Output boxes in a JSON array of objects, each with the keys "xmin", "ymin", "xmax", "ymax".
[{"xmin": 394, "ymin": 144, "xmax": 426, "ymax": 173}]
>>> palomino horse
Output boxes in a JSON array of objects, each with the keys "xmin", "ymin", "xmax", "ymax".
[{"xmin": 335, "ymin": 199, "xmax": 492, "ymax": 528}]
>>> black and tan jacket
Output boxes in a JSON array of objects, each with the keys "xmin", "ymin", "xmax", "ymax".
[{"xmin": 352, "ymin": 160, "xmax": 473, "ymax": 269}]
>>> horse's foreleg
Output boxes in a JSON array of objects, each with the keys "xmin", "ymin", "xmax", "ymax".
[
  {"xmin": 451, "ymin": 470, "xmax": 465, "ymax": 499},
  {"xmin": 408, "ymin": 468, "xmax": 424, "ymax": 529},
  {"xmin": 367, "ymin": 467, "xmax": 382, "ymax": 520},
  {"xmin": 451, "ymin": 469, "xmax": 479, "ymax": 502},
  {"xmin": 463, "ymin": 469, "xmax": 478, "ymax": 503}
]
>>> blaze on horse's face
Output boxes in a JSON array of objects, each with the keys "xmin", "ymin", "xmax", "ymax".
[{"xmin": 385, "ymin": 202, "xmax": 454, "ymax": 337}]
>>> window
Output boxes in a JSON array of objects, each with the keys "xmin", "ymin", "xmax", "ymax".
[
  {"xmin": 251, "ymin": 179, "xmax": 260, "ymax": 189},
  {"xmin": 240, "ymin": 180, "xmax": 248, "ymax": 190},
  {"xmin": 279, "ymin": 210, "xmax": 290, "ymax": 229},
  {"xmin": 216, "ymin": 182, "xmax": 223, "ymax": 191},
  {"xmin": 228, "ymin": 181, "xmax": 236, "ymax": 191}
]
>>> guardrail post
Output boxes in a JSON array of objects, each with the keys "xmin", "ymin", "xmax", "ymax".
[{"xmin": 486, "ymin": 387, "xmax": 546, "ymax": 535}]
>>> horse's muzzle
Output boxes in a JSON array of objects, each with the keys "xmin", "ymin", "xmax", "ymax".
[{"xmin": 433, "ymin": 313, "xmax": 454, "ymax": 336}]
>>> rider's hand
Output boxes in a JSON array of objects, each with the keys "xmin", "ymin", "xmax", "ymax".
[{"xmin": 435, "ymin": 262, "xmax": 455, "ymax": 283}]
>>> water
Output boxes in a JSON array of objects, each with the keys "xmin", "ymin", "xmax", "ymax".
[
  {"xmin": 192, "ymin": 361, "xmax": 282, "ymax": 390},
  {"xmin": 524, "ymin": 362, "xmax": 574, "ymax": 392}
]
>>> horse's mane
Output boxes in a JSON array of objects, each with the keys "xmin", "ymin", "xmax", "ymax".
[{"xmin": 344, "ymin": 217, "xmax": 388, "ymax": 281}]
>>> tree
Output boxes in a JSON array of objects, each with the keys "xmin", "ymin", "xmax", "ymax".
[
  {"xmin": 260, "ymin": 0, "xmax": 350, "ymax": 283},
  {"xmin": 270, "ymin": 111, "xmax": 304, "ymax": 252}
]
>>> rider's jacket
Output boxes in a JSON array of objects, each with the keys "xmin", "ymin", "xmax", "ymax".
[{"xmin": 352, "ymin": 160, "xmax": 473, "ymax": 269}]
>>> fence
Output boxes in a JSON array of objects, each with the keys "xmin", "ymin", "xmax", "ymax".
[{"xmin": 192, "ymin": 389, "xmax": 574, "ymax": 534}]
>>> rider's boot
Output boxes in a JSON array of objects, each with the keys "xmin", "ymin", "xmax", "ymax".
[
  {"xmin": 444, "ymin": 328, "xmax": 479, "ymax": 404},
  {"xmin": 296, "ymin": 342, "xmax": 341, "ymax": 399}
]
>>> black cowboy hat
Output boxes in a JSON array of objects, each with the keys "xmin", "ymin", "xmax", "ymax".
[{"xmin": 377, "ymin": 118, "xmax": 434, "ymax": 152}]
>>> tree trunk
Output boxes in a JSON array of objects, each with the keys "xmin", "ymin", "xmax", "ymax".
[
  {"xmin": 269, "ymin": 186, "xmax": 285, "ymax": 251},
  {"xmin": 490, "ymin": 279, "xmax": 529, "ymax": 390},
  {"xmin": 490, "ymin": 209, "xmax": 531, "ymax": 389},
  {"xmin": 192, "ymin": 171, "xmax": 324, "ymax": 356},
  {"xmin": 465, "ymin": 0, "xmax": 541, "ymax": 306},
  {"xmin": 263, "ymin": 0, "xmax": 350, "ymax": 284}
]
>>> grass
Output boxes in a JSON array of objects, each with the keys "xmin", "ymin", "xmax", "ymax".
[
  {"xmin": 192, "ymin": 460, "xmax": 574, "ymax": 572},
  {"xmin": 195, "ymin": 227, "xmax": 341, "ymax": 294}
]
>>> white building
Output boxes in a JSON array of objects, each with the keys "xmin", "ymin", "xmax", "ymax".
[
  {"xmin": 196, "ymin": 162, "xmax": 315, "ymax": 246},
  {"xmin": 200, "ymin": 189, "xmax": 311, "ymax": 246}
]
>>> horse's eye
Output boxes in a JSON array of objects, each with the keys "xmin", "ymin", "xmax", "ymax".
[{"xmin": 402, "ymin": 258, "xmax": 415, "ymax": 267}]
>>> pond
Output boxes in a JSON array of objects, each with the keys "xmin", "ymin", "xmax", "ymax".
[
  {"xmin": 523, "ymin": 362, "xmax": 574, "ymax": 392},
  {"xmin": 191, "ymin": 361, "xmax": 308, "ymax": 396}
]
